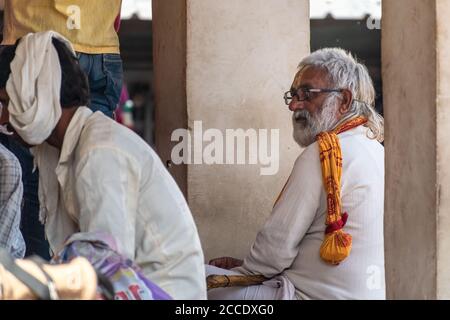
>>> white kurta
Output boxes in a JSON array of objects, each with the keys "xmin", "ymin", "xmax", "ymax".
[
  {"xmin": 234, "ymin": 126, "xmax": 385, "ymax": 300},
  {"xmin": 44, "ymin": 107, "xmax": 206, "ymax": 299}
]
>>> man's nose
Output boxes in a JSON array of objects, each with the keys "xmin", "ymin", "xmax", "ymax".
[{"xmin": 288, "ymin": 97, "xmax": 305, "ymax": 112}]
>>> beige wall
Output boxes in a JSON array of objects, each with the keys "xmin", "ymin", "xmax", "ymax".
[
  {"xmin": 153, "ymin": 0, "xmax": 309, "ymax": 261},
  {"xmin": 383, "ymin": 0, "xmax": 450, "ymax": 299}
]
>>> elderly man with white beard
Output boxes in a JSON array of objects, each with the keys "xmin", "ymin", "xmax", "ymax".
[{"xmin": 206, "ymin": 48, "xmax": 385, "ymax": 300}]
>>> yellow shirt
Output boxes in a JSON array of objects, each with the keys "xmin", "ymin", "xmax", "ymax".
[{"xmin": 2, "ymin": 0, "xmax": 121, "ymax": 54}]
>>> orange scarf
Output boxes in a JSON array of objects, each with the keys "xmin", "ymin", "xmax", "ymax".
[{"xmin": 317, "ymin": 116, "xmax": 367, "ymax": 265}]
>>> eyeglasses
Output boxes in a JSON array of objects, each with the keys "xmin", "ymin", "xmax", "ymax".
[{"xmin": 283, "ymin": 87, "xmax": 343, "ymax": 105}]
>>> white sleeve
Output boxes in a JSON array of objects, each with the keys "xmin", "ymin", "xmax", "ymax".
[
  {"xmin": 74, "ymin": 148, "xmax": 140, "ymax": 259},
  {"xmin": 235, "ymin": 144, "xmax": 323, "ymax": 277}
]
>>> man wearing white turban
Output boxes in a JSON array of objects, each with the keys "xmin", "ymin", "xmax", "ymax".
[
  {"xmin": 0, "ymin": 31, "xmax": 207, "ymax": 300},
  {"xmin": 0, "ymin": 0, "xmax": 124, "ymax": 261}
]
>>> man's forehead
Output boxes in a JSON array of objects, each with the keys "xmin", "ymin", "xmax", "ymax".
[{"xmin": 292, "ymin": 66, "xmax": 329, "ymax": 88}]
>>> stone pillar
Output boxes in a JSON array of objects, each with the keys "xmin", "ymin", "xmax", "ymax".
[
  {"xmin": 153, "ymin": 1, "xmax": 188, "ymax": 194},
  {"xmin": 383, "ymin": 0, "xmax": 450, "ymax": 299},
  {"xmin": 153, "ymin": 0, "xmax": 310, "ymax": 260}
]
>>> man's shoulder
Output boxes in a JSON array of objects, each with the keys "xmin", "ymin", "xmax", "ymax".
[
  {"xmin": 339, "ymin": 126, "xmax": 383, "ymax": 145},
  {"xmin": 340, "ymin": 128, "xmax": 384, "ymax": 156},
  {"xmin": 291, "ymin": 141, "xmax": 321, "ymax": 176},
  {"xmin": 339, "ymin": 129, "xmax": 384, "ymax": 179},
  {"xmin": 81, "ymin": 112, "xmax": 138, "ymax": 145},
  {"xmin": 296, "ymin": 141, "xmax": 320, "ymax": 163},
  {"xmin": 77, "ymin": 113, "xmax": 153, "ymax": 161}
]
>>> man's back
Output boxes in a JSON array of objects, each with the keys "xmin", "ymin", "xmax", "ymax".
[
  {"xmin": 285, "ymin": 126, "xmax": 385, "ymax": 299},
  {"xmin": 53, "ymin": 108, "xmax": 207, "ymax": 299},
  {"xmin": 236, "ymin": 126, "xmax": 385, "ymax": 299}
]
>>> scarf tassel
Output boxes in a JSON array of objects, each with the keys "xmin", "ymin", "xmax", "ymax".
[
  {"xmin": 319, "ymin": 213, "xmax": 352, "ymax": 265},
  {"xmin": 318, "ymin": 116, "xmax": 367, "ymax": 265}
]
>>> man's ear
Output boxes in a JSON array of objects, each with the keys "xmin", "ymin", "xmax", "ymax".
[{"xmin": 339, "ymin": 89, "xmax": 353, "ymax": 115}]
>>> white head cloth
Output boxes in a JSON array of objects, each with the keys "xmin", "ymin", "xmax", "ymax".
[
  {"xmin": 6, "ymin": 31, "xmax": 77, "ymax": 228},
  {"xmin": 6, "ymin": 31, "xmax": 76, "ymax": 145}
]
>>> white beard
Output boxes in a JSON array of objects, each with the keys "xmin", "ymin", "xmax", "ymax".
[{"xmin": 292, "ymin": 96, "xmax": 340, "ymax": 147}]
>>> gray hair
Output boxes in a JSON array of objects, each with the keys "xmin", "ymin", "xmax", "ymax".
[{"xmin": 298, "ymin": 48, "xmax": 384, "ymax": 142}]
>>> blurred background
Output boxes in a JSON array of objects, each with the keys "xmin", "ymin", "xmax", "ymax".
[{"xmin": 311, "ymin": 0, "xmax": 382, "ymax": 115}]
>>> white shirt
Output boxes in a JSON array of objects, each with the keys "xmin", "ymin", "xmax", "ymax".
[
  {"xmin": 234, "ymin": 126, "xmax": 385, "ymax": 300},
  {"xmin": 44, "ymin": 107, "xmax": 207, "ymax": 299}
]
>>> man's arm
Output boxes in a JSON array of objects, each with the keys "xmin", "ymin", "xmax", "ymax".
[
  {"xmin": 234, "ymin": 145, "xmax": 323, "ymax": 277},
  {"xmin": 74, "ymin": 148, "xmax": 138, "ymax": 259},
  {"xmin": 0, "ymin": 0, "xmax": 4, "ymax": 11}
]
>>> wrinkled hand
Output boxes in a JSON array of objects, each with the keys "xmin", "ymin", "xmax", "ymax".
[{"xmin": 208, "ymin": 256, "xmax": 243, "ymax": 270}]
